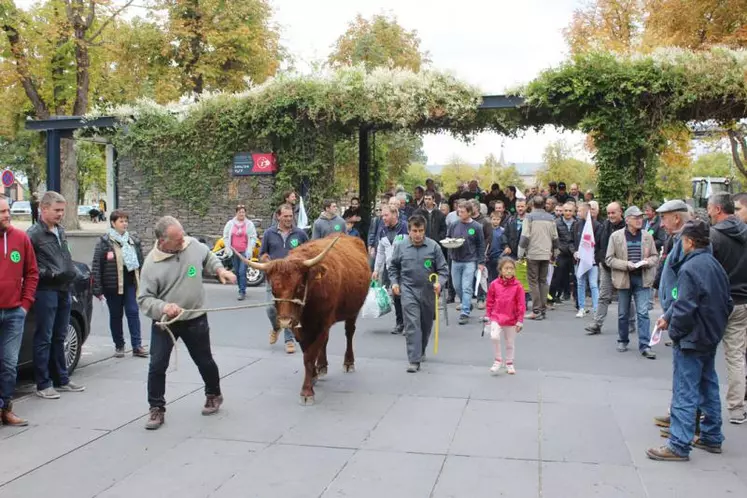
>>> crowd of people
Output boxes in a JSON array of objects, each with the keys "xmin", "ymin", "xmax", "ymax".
[
  {"xmin": 2, "ymin": 182, "xmax": 747, "ymax": 450},
  {"xmin": 361, "ymin": 179, "xmax": 747, "ymax": 461}
]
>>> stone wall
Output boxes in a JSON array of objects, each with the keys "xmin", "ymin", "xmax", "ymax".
[{"xmin": 117, "ymin": 156, "xmax": 276, "ymax": 250}]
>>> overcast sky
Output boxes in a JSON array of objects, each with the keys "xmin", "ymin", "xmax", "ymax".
[{"xmin": 16, "ymin": 0, "xmax": 587, "ymax": 164}]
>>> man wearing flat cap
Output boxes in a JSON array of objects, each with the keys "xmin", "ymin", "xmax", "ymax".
[
  {"xmin": 647, "ymin": 220, "xmax": 732, "ymax": 461},
  {"xmin": 605, "ymin": 206, "xmax": 659, "ymax": 358}
]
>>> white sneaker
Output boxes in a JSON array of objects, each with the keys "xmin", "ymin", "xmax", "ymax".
[
  {"xmin": 490, "ymin": 362, "xmax": 502, "ymax": 375},
  {"xmin": 575, "ymin": 309, "xmax": 586, "ymax": 318},
  {"xmin": 506, "ymin": 364, "xmax": 516, "ymax": 375},
  {"xmin": 36, "ymin": 387, "xmax": 61, "ymax": 399}
]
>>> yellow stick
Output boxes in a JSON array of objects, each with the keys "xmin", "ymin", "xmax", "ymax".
[{"xmin": 430, "ymin": 273, "xmax": 439, "ymax": 355}]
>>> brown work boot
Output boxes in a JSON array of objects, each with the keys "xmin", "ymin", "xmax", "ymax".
[
  {"xmin": 646, "ymin": 445, "xmax": 688, "ymax": 461},
  {"xmin": 269, "ymin": 329, "xmax": 279, "ymax": 345},
  {"xmin": 132, "ymin": 346, "xmax": 149, "ymax": 358},
  {"xmin": 145, "ymin": 407, "xmax": 165, "ymax": 430},
  {"xmin": 285, "ymin": 341, "xmax": 295, "ymax": 354},
  {"xmin": 1, "ymin": 404, "xmax": 29, "ymax": 427},
  {"xmin": 202, "ymin": 394, "xmax": 223, "ymax": 416}
]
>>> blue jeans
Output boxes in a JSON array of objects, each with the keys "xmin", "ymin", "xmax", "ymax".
[
  {"xmin": 105, "ymin": 283, "xmax": 142, "ymax": 349},
  {"xmin": 576, "ymin": 265, "xmax": 599, "ymax": 313},
  {"xmin": 0, "ymin": 307, "xmax": 26, "ymax": 408},
  {"xmin": 616, "ymin": 274, "xmax": 651, "ymax": 351},
  {"xmin": 33, "ymin": 290, "xmax": 72, "ymax": 390},
  {"xmin": 266, "ymin": 285, "xmax": 293, "ymax": 343},
  {"xmin": 668, "ymin": 345, "xmax": 723, "ymax": 456},
  {"xmin": 233, "ymin": 253, "xmax": 248, "ymax": 295},
  {"xmin": 451, "ymin": 261, "xmax": 477, "ymax": 316}
]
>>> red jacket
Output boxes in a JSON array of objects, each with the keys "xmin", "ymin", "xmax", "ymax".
[
  {"xmin": 0, "ymin": 225, "xmax": 39, "ymax": 311},
  {"xmin": 485, "ymin": 276, "xmax": 526, "ymax": 326}
]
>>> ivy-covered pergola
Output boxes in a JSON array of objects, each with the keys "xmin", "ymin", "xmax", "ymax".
[{"xmin": 57, "ymin": 47, "xmax": 747, "ymax": 230}]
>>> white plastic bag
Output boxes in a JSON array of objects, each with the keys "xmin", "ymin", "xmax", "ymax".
[
  {"xmin": 546, "ymin": 265, "xmax": 555, "ymax": 285},
  {"xmin": 474, "ymin": 267, "xmax": 488, "ymax": 296},
  {"xmin": 361, "ymin": 282, "xmax": 392, "ymax": 319},
  {"xmin": 649, "ymin": 316, "xmax": 664, "ymax": 346}
]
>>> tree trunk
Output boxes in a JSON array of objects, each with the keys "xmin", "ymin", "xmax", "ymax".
[
  {"xmin": 727, "ymin": 129, "xmax": 747, "ymax": 178},
  {"xmin": 60, "ymin": 138, "xmax": 80, "ymax": 229}
]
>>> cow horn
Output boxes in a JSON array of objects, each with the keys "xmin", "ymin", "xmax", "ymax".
[
  {"xmin": 237, "ymin": 252, "xmax": 271, "ymax": 272},
  {"xmin": 303, "ymin": 236, "xmax": 342, "ymax": 268}
]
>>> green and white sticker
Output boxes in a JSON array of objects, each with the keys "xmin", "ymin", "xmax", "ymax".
[
  {"xmin": 671, "ymin": 287, "xmax": 678, "ymax": 299},
  {"xmin": 424, "ymin": 259, "xmax": 433, "ymax": 269},
  {"xmin": 9, "ymin": 250, "xmax": 21, "ymax": 263},
  {"xmin": 468, "ymin": 228, "xmax": 476, "ymax": 236},
  {"xmin": 187, "ymin": 265, "xmax": 197, "ymax": 278},
  {"xmin": 334, "ymin": 224, "xmax": 341, "ymax": 231},
  {"xmin": 290, "ymin": 238, "xmax": 299, "ymax": 248},
  {"xmin": 395, "ymin": 234, "xmax": 405, "ymax": 241}
]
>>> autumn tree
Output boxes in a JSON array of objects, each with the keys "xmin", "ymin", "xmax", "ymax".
[
  {"xmin": 475, "ymin": 154, "xmax": 526, "ymax": 191},
  {"xmin": 563, "ymin": 0, "xmax": 643, "ymax": 55},
  {"xmin": 644, "ymin": 0, "xmax": 747, "ymax": 49},
  {"xmin": 329, "ymin": 13, "xmax": 429, "ymax": 71},
  {"xmin": 158, "ymin": 0, "xmax": 282, "ymax": 96},
  {"xmin": 439, "ymin": 156, "xmax": 477, "ymax": 192},
  {"xmin": 537, "ymin": 140, "xmax": 597, "ymax": 192},
  {"xmin": 328, "ymin": 13, "xmax": 429, "ymax": 198}
]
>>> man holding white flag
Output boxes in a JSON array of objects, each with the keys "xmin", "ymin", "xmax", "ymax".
[{"xmin": 574, "ymin": 203, "xmax": 601, "ymax": 318}]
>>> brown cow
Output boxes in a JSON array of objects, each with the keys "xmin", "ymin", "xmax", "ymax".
[{"xmin": 240, "ymin": 235, "xmax": 369, "ymax": 404}]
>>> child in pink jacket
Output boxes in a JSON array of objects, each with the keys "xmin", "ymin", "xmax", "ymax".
[{"xmin": 485, "ymin": 258, "xmax": 526, "ymax": 374}]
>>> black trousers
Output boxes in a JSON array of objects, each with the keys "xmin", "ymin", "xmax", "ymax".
[
  {"xmin": 550, "ymin": 254, "xmax": 573, "ymax": 300},
  {"xmin": 148, "ymin": 314, "xmax": 220, "ymax": 409}
]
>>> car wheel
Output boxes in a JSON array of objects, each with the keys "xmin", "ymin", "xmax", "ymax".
[
  {"xmin": 65, "ymin": 317, "xmax": 84, "ymax": 375},
  {"xmin": 246, "ymin": 266, "xmax": 265, "ymax": 287}
]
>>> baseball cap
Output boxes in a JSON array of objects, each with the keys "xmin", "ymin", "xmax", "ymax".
[
  {"xmin": 624, "ymin": 206, "xmax": 643, "ymax": 217},
  {"xmin": 656, "ymin": 199, "xmax": 688, "ymax": 214},
  {"xmin": 558, "ymin": 182, "xmax": 567, "ymax": 189}
]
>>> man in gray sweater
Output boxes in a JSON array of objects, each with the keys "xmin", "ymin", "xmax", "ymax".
[
  {"xmin": 138, "ymin": 216, "xmax": 236, "ymax": 430},
  {"xmin": 312, "ymin": 199, "xmax": 346, "ymax": 239}
]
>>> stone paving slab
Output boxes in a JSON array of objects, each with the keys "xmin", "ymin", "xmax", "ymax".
[{"xmin": 3, "ymin": 293, "xmax": 747, "ymax": 498}]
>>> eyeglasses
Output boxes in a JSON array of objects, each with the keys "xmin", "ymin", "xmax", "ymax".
[{"xmin": 236, "ymin": 204, "xmax": 245, "ymax": 209}]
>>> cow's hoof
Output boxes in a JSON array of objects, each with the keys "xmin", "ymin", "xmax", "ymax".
[
  {"xmin": 299, "ymin": 395, "xmax": 315, "ymax": 406},
  {"xmin": 317, "ymin": 366, "xmax": 328, "ymax": 378},
  {"xmin": 343, "ymin": 364, "xmax": 355, "ymax": 373}
]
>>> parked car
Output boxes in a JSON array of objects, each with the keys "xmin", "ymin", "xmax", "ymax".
[
  {"xmin": 10, "ymin": 201, "xmax": 31, "ymax": 215},
  {"xmin": 18, "ymin": 261, "xmax": 93, "ymax": 375}
]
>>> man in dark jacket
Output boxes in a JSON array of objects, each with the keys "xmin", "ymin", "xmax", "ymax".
[
  {"xmin": 707, "ymin": 193, "xmax": 747, "ymax": 424},
  {"xmin": 505, "ymin": 198, "xmax": 526, "ymax": 258},
  {"xmin": 644, "ymin": 201, "xmax": 667, "ymax": 253},
  {"xmin": 550, "ymin": 201, "xmax": 577, "ymax": 303},
  {"xmin": 585, "ymin": 202, "xmax": 625, "ymax": 335},
  {"xmin": 470, "ymin": 199, "xmax": 492, "ymax": 310},
  {"xmin": 27, "ymin": 191, "xmax": 85, "ymax": 399},
  {"xmin": 261, "ymin": 203, "xmax": 310, "ymax": 353},
  {"xmin": 413, "ymin": 192, "xmax": 447, "ymax": 245},
  {"xmin": 647, "ymin": 220, "xmax": 733, "ymax": 461}
]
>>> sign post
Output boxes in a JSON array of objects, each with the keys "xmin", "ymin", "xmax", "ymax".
[
  {"xmin": 232, "ymin": 152, "xmax": 278, "ymax": 176},
  {"xmin": 1, "ymin": 169, "xmax": 14, "ymax": 188}
]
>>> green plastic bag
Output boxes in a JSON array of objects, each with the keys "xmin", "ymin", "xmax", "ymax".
[
  {"xmin": 362, "ymin": 281, "xmax": 392, "ymax": 318},
  {"xmin": 515, "ymin": 260, "xmax": 530, "ymax": 292}
]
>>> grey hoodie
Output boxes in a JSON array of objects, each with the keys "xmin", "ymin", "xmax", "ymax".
[
  {"xmin": 137, "ymin": 237, "xmax": 223, "ymax": 321},
  {"xmin": 312, "ymin": 213, "xmax": 345, "ymax": 240}
]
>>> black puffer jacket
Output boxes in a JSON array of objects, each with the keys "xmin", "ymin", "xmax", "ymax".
[
  {"xmin": 26, "ymin": 223, "xmax": 77, "ymax": 291},
  {"xmin": 91, "ymin": 233, "xmax": 144, "ymax": 296},
  {"xmin": 555, "ymin": 217, "xmax": 577, "ymax": 257}
]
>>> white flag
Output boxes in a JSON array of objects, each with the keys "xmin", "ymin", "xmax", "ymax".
[
  {"xmin": 705, "ymin": 177, "xmax": 713, "ymax": 199},
  {"xmin": 297, "ymin": 196, "xmax": 310, "ymax": 229},
  {"xmin": 576, "ymin": 210, "xmax": 595, "ymax": 279}
]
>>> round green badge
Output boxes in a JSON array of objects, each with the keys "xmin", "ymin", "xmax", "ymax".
[
  {"xmin": 10, "ymin": 250, "xmax": 21, "ymax": 263},
  {"xmin": 468, "ymin": 228, "xmax": 476, "ymax": 236},
  {"xmin": 648, "ymin": 229, "xmax": 655, "ymax": 236},
  {"xmin": 290, "ymin": 238, "xmax": 299, "ymax": 248},
  {"xmin": 187, "ymin": 265, "xmax": 197, "ymax": 278},
  {"xmin": 671, "ymin": 287, "xmax": 678, "ymax": 299},
  {"xmin": 334, "ymin": 224, "xmax": 341, "ymax": 231},
  {"xmin": 424, "ymin": 259, "xmax": 433, "ymax": 269},
  {"xmin": 395, "ymin": 234, "xmax": 404, "ymax": 241}
]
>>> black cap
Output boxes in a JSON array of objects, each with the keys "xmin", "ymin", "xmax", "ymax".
[
  {"xmin": 680, "ymin": 219, "xmax": 709, "ymax": 241},
  {"xmin": 558, "ymin": 182, "xmax": 567, "ymax": 189}
]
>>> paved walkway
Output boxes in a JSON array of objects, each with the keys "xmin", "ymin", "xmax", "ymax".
[{"xmin": 2, "ymin": 287, "xmax": 746, "ymax": 497}]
